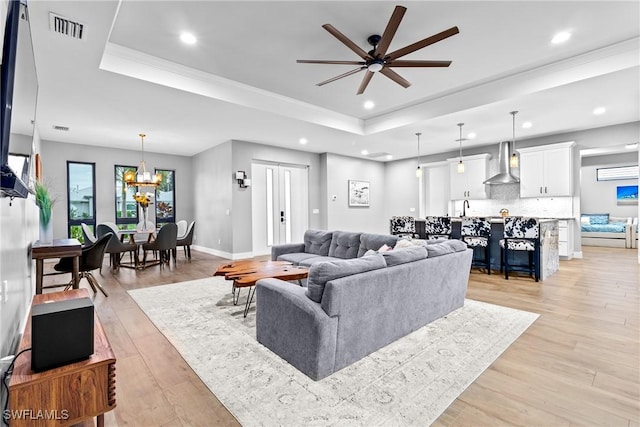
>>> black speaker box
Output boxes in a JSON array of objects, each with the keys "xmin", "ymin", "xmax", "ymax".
[{"xmin": 31, "ymin": 297, "xmax": 94, "ymax": 372}]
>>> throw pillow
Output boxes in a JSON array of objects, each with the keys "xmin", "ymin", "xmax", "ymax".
[
  {"xmin": 394, "ymin": 239, "xmax": 413, "ymax": 249},
  {"xmin": 589, "ymin": 214, "xmax": 609, "ymax": 225},
  {"xmin": 377, "ymin": 244, "xmax": 392, "ymax": 252},
  {"xmin": 363, "ymin": 249, "xmax": 377, "ymax": 256},
  {"xmin": 306, "ymin": 254, "xmax": 387, "ymax": 303}
]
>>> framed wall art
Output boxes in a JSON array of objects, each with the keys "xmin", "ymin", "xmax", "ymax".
[
  {"xmin": 348, "ymin": 180, "xmax": 370, "ymax": 207},
  {"xmin": 616, "ymin": 185, "xmax": 638, "ymax": 205}
]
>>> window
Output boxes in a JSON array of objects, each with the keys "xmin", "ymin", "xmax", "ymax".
[
  {"xmin": 596, "ymin": 165, "xmax": 639, "ymax": 181},
  {"xmin": 67, "ymin": 162, "xmax": 96, "ymax": 242},
  {"xmin": 155, "ymin": 169, "xmax": 175, "ymax": 225},
  {"xmin": 115, "ymin": 165, "xmax": 139, "ymax": 230}
]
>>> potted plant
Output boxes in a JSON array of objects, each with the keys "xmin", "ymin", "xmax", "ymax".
[{"xmin": 35, "ymin": 180, "xmax": 53, "ymax": 244}]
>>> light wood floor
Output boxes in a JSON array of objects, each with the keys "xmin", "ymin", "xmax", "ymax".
[{"xmin": 41, "ymin": 246, "xmax": 640, "ymax": 426}]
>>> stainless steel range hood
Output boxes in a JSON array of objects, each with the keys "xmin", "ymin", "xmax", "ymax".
[{"xmin": 483, "ymin": 141, "xmax": 520, "ymax": 184}]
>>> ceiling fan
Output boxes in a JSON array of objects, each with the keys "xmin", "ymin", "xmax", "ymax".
[{"xmin": 297, "ymin": 5, "xmax": 459, "ymax": 95}]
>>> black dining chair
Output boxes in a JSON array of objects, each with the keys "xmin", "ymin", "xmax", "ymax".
[
  {"xmin": 96, "ymin": 224, "xmax": 137, "ymax": 270},
  {"xmin": 174, "ymin": 221, "xmax": 195, "ymax": 262},
  {"xmin": 142, "ymin": 223, "xmax": 178, "ymax": 268},
  {"xmin": 54, "ymin": 232, "xmax": 112, "ymax": 296}
]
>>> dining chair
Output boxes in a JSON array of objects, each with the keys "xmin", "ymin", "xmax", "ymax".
[
  {"xmin": 142, "ymin": 223, "xmax": 178, "ymax": 268},
  {"xmin": 81, "ymin": 222, "xmax": 97, "ymax": 245},
  {"xmin": 174, "ymin": 221, "xmax": 195, "ymax": 262},
  {"xmin": 54, "ymin": 232, "xmax": 112, "ymax": 296},
  {"xmin": 96, "ymin": 224, "xmax": 137, "ymax": 270},
  {"xmin": 176, "ymin": 220, "xmax": 188, "ymax": 239}
]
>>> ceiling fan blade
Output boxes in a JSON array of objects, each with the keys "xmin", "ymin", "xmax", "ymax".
[
  {"xmin": 386, "ymin": 26, "xmax": 459, "ymax": 61},
  {"xmin": 356, "ymin": 71, "xmax": 374, "ymax": 95},
  {"xmin": 387, "ymin": 60, "xmax": 452, "ymax": 67},
  {"xmin": 380, "ymin": 68, "xmax": 411, "ymax": 88},
  {"xmin": 297, "ymin": 60, "xmax": 366, "ymax": 65},
  {"xmin": 316, "ymin": 66, "xmax": 366, "ymax": 86},
  {"xmin": 374, "ymin": 5, "xmax": 407, "ymax": 57},
  {"xmin": 322, "ymin": 24, "xmax": 373, "ymax": 60}
]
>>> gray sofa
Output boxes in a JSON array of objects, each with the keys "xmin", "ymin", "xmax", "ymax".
[{"xmin": 257, "ymin": 229, "xmax": 473, "ymax": 380}]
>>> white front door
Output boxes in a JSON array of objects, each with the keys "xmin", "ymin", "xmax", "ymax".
[{"xmin": 251, "ymin": 162, "xmax": 309, "ymax": 256}]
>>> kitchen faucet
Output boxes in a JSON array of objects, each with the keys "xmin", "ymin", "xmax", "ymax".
[{"xmin": 462, "ymin": 199, "xmax": 470, "ymax": 217}]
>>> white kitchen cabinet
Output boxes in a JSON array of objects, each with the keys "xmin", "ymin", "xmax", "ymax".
[
  {"xmin": 518, "ymin": 141, "xmax": 575, "ymax": 198},
  {"xmin": 448, "ymin": 154, "xmax": 490, "ymax": 200}
]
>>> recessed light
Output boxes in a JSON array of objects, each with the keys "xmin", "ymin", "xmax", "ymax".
[
  {"xmin": 386, "ymin": 154, "xmax": 393, "ymax": 160},
  {"xmin": 361, "ymin": 150, "xmax": 369, "ymax": 155},
  {"xmin": 625, "ymin": 143, "xmax": 638, "ymax": 149},
  {"xmin": 593, "ymin": 107, "xmax": 606, "ymax": 115},
  {"xmin": 363, "ymin": 100, "xmax": 375, "ymax": 110},
  {"xmin": 467, "ymin": 132, "xmax": 476, "ymax": 139},
  {"xmin": 180, "ymin": 32, "xmax": 197, "ymax": 45},
  {"xmin": 299, "ymin": 138, "xmax": 308, "ymax": 145},
  {"xmin": 522, "ymin": 121, "xmax": 532, "ymax": 129},
  {"xmin": 551, "ymin": 31, "xmax": 571, "ymax": 44}
]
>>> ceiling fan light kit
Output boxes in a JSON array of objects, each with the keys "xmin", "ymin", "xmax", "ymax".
[{"xmin": 297, "ymin": 5, "xmax": 459, "ymax": 94}]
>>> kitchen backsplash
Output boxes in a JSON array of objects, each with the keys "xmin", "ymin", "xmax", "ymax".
[{"xmin": 451, "ymin": 185, "xmax": 575, "ymax": 218}]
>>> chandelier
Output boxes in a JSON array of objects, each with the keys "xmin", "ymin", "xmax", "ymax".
[{"xmin": 124, "ymin": 133, "xmax": 162, "ymax": 187}]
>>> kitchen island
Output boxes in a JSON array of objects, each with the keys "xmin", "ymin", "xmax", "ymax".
[{"xmin": 416, "ymin": 217, "xmax": 559, "ymax": 280}]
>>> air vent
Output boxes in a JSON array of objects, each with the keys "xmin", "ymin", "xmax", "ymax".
[
  {"xmin": 53, "ymin": 125, "xmax": 69, "ymax": 131},
  {"xmin": 49, "ymin": 12, "xmax": 84, "ymax": 39}
]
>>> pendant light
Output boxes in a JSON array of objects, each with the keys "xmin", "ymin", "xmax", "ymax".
[
  {"xmin": 124, "ymin": 133, "xmax": 163, "ymax": 187},
  {"xmin": 415, "ymin": 132, "xmax": 422, "ymax": 178},
  {"xmin": 509, "ymin": 110, "xmax": 519, "ymax": 168},
  {"xmin": 457, "ymin": 123, "xmax": 465, "ymax": 173}
]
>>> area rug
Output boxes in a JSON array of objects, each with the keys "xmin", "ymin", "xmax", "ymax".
[{"xmin": 128, "ymin": 277, "xmax": 539, "ymax": 426}]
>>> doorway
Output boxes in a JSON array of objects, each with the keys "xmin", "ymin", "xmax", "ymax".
[{"xmin": 251, "ymin": 162, "xmax": 309, "ymax": 256}]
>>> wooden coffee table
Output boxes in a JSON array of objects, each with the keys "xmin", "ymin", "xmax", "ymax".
[{"xmin": 214, "ymin": 260, "xmax": 309, "ymax": 317}]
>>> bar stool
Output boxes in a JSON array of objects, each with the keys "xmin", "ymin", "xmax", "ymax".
[
  {"xmin": 390, "ymin": 216, "xmax": 417, "ymax": 238},
  {"xmin": 461, "ymin": 217, "xmax": 491, "ymax": 275},
  {"xmin": 424, "ymin": 216, "xmax": 452, "ymax": 240},
  {"xmin": 499, "ymin": 217, "xmax": 540, "ymax": 282}
]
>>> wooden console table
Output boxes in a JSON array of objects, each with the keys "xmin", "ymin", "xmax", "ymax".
[
  {"xmin": 32, "ymin": 239, "xmax": 82, "ymax": 294},
  {"xmin": 8, "ymin": 289, "xmax": 116, "ymax": 427}
]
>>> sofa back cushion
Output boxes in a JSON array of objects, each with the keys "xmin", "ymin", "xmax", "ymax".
[
  {"xmin": 328, "ymin": 231, "xmax": 362, "ymax": 259},
  {"xmin": 382, "ymin": 245, "xmax": 428, "ymax": 267},
  {"xmin": 426, "ymin": 239, "xmax": 468, "ymax": 257},
  {"xmin": 304, "ymin": 230, "xmax": 333, "ymax": 256},
  {"xmin": 306, "ymin": 253, "xmax": 387, "ymax": 302},
  {"xmin": 357, "ymin": 233, "xmax": 399, "ymax": 257}
]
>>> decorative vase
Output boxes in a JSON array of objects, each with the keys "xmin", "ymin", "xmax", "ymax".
[
  {"xmin": 140, "ymin": 205, "xmax": 148, "ymax": 230},
  {"xmin": 39, "ymin": 215, "xmax": 53, "ymax": 245}
]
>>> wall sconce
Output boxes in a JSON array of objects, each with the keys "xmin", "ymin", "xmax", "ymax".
[{"xmin": 235, "ymin": 171, "xmax": 251, "ymax": 188}]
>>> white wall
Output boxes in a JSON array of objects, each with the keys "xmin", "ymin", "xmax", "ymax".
[
  {"xmin": 581, "ymin": 153, "xmax": 639, "ymax": 218},
  {"xmin": 325, "ymin": 153, "xmax": 387, "ymax": 234},
  {"xmin": 0, "ymin": 128, "xmax": 41, "ymax": 360},
  {"xmin": 40, "ymin": 140, "xmax": 194, "ymax": 239}
]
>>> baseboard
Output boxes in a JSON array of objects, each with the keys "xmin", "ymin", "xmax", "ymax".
[
  {"xmin": 191, "ymin": 245, "xmax": 253, "ymax": 260},
  {"xmin": 572, "ymin": 251, "xmax": 583, "ymax": 259}
]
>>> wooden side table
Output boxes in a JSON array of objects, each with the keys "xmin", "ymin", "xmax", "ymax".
[
  {"xmin": 32, "ymin": 239, "xmax": 82, "ymax": 294},
  {"xmin": 8, "ymin": 289, "xmax": 116, "ymax": 427}
]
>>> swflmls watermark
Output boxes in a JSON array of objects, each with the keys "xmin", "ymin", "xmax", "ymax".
[{"xmin": 3, "ymin": 409, "xmax": 70, "ymax": 421}]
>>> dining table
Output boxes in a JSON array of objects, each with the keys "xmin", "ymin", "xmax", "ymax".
[{"xmin": 117, "ymin": 229, "xmax": 155, "ymax": 269}]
